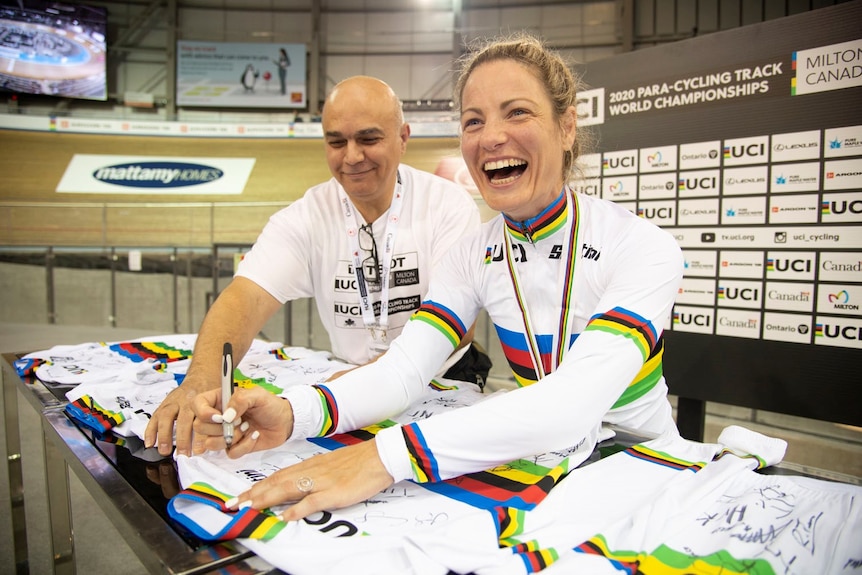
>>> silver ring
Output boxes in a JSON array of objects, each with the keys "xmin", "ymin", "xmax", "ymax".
[{"xmin": 295, "ymin": 476, "xmax": 314, "ymax": 494}]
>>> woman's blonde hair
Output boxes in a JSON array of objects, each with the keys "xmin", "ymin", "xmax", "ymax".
[{"xmin": 454, "ymin": 32, "xmax": 592, "ymax": 182}]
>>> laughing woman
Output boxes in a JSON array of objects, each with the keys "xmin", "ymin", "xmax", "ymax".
[{"xmin": 191, "ymin": 33, "xmax": 684, "ymax": 519}]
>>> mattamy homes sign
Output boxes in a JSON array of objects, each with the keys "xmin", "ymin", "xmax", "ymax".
[{"xmin": 56, "ymin": 155, "xmax": 256, "ymax": 194}]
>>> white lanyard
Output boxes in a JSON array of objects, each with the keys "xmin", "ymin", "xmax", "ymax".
[
  {"xmin": 504, "ymin": 189, "xmax": 579, "ymax": 380},
  {"xmin": 338, "ymin": 171, "xmax": 404, "ymax": 349}
]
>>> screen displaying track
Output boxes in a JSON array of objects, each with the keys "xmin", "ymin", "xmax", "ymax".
[{"xmin": 0, "ymin": 1, "xmax": 106, "ymax": 100}]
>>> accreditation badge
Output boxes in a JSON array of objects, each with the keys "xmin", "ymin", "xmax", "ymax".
[{"xmin": 367, "ymin": 325, "xmax": 389, "ymax": 355}]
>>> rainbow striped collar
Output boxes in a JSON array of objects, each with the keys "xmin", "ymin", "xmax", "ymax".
[{"xmin": 503, "ymin": 188, "xmax": 570, "ymax": 243}]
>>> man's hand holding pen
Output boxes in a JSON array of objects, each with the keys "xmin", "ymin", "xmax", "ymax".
[{"xmin": 221, "ymin": 343, "xmax": 235, "ymax": 447}]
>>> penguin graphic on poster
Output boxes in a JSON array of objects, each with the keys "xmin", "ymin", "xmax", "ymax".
[{"xmin": 241, "ymin": 64, "xmax": 259, "ymax": 93}]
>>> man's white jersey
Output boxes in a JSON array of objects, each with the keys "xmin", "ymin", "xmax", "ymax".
[{"xmin": 236, "ymin": 164, "xmax": 480, "ymax": 366}]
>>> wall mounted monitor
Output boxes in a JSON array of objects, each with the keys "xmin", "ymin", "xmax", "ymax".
[{"xmin": 0, "ymin": 1, "xmax": 107, "ymax": 101}]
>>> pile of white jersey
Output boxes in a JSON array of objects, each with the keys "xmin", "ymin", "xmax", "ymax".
[
  {"xmin": 15, "ymin": 336, "xmax": 862, "ymax": 574},
  {"xmin": 170, "ymin": 414, "xmax": 862, "ymax": 574},
  {"xmin": 14, "ymin": 334, "xmax": 354, "ymax": 439}
]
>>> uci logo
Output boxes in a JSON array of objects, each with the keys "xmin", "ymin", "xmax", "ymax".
[
  {"xmin": 639, "ymin": 207, "xmax": 674, "ymax": 219},
  {"xmin": 572, "ymin": 183, "xmax": 599, "ymax": 196},
  {"xmin": 724, "ymin": 143, "xmax": 766, "ymax": 160},
  {"xmin": 675, "ymin": 312, "xmax": 711, "ymax": 327},
  {"xmin": 605, "ymin": 156, "xmax": 636, "ymax": 169},
  {"xmin": 720, "ymin": 287, "xmax": 760, "ymax": 301},
  {"xmin": 770, "ymin": 258, "xmax": 812, "ymax": 273},
  {"xmin": 817, "ymin": 322, "xmax": 862, "ymax": 341},
  {"xmin": 679, "ymin": 177, "xmax": 717, "ymax": 191},
  {"xmin": 825, "ymin": 199, "xmax": 862, "ymax": 215},
  {"xmin": 303, "ymin": 510, "xmax": 359, "ymax": 537},
  {"xmin": 575, "ymin": 88, "xmax": 605, "ymax": 126}
]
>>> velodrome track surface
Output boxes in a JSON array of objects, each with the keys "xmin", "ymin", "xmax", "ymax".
[{"xmin": 0, "ymin": 129, "xmax": 470, "ymax": 246}]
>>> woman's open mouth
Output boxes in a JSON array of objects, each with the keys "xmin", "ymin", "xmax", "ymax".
[{"xmin": 484, "ymin": 158, "xmax": 526, "ymax": 185}]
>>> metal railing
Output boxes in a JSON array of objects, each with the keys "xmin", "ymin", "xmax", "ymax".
[
  {"xmin": 0, "ymin": 201, "xmax": 291, "ymax": 248},
  {"xmin": 3, "ymin": 245, "xmax": 217, "ymax": 332},
  {"xmin": 0, "ymin": 244, "xmax": 510, "ymax": 383},
  {"xmin": 0, "ymin": 245, "xmax": 300, "ymax": 343}
]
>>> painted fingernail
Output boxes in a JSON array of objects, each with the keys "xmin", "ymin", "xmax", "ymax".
[
  {"xmin": 211, "ymin": 413, "xmax": 224, "ymax": 423},
  {"xmin": 225, "ymin": 497, "xmax": 238, "ymax": 508},
  {"xmin": 240, "ymin": 421, "xmax": 250, "ymax": 433},
  {"xmin": 251, "ymin": 430, "xmax": 260, "ymax": 440},
  {"xmin": 222, "ymin": 407, "xmax": 237, "ymax": 423}
]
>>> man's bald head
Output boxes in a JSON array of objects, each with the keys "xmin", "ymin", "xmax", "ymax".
[
  {"xmin": 323, "ymin": 76, "xmax": 404, "ymax": 128},
  {"xmin": 321, "ymin": 76, "xmax": 410, "ymax": 222}
]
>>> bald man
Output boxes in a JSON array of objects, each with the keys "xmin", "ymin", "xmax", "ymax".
[{"xmin": 145, "ymin": 76, "xmax": 486, "ymax": 457}]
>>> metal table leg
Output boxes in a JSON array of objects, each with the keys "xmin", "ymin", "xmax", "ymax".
[
  {"xmin": 43, "ymin": 413, "xmax": 76, "ymax": 575},
  {"xmin": 2, "ymin": 362, "xmax": 30, "ymax": 575}
]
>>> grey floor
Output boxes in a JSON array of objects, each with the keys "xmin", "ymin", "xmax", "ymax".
[{"xmin": 0, "ymin": 323, "xmax": 155, "ymax": 575}]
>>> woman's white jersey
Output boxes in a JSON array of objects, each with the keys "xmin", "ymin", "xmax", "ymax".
[{"xmin": 285, "ymin": 190, "xmax": 684, "ymax": 483}]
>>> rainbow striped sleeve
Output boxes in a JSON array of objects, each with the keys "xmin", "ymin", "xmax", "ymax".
[
  {"xmin": 167, "ymin": 482, "xmax": 285, "ymax": 541},
  {"xmin": 235, "ymin": 371, "xmax": 283, "ymax": 395},
  {"xmin": 575, "ymin": 532, "xmax": 777, "ymax": 574},
  {"xmin": 511, "ymin": 542, "xmax": 560, "ymax": 573},
  {"xmin": 584, "ymin": 307, "xmax": 658, "ymax": 361},
  {"xmin": 715, "ymin": 447, "xmax": 768, "ymax": 470},
  {"xmin": 108, "ymin": 340, "xmax": 194, "ymax": 362},
  {"xmin": 65, "ymin": 395, "xmax": 126, "ymax": 433},
  {"xmin": 312, "ymin": 384, "xmax": 339, "ymax": 437},
  {"xmin": 624, "ymin": 445, "xmax": 705, "ymax": 473},
  {"xmin": 493, "ymin": 507, "xmax": 562, "ymax": 572},
  {"xmin": 402, "ymin": 423, "xmax": 442, "ymax": 483},
  {"xmin": 409, "ymin": 300, "xmax": 467, "ymax": 348}
]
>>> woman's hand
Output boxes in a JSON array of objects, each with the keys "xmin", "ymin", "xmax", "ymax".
[
  {"xmin": 191, "ymin": 386, "xmax": 293, "ymax": 456},
  {"xmin": 226, "ymin": 439, "xmax": 394, "ymax": 521}
]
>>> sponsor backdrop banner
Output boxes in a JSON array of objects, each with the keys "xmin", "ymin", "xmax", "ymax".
[
  {"xmin": 176, "ymin": 41, "xmax": 306, "ymax": 108},
  {"xmin": 56, "ymin": 155, "xmax": 256, "ymax": 194},
  {"xmin": 572, "ymin": 3, "xmax": 861, "ymax": 424}
]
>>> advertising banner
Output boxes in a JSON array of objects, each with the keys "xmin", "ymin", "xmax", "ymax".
[
  {"xmin": 56, "ymin": 154, "xmax": 256, "ymax": 194},
  {"xmin": 572, "ymin": 2, "xmax": 861, "ymax": 425},
  {"xmin": 573, "ymin": 3, "xmax": 862, "ymax": 350},
  {"xmin": 177, "ymin": 41, "xmax": 306, "ymax": 108}
]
